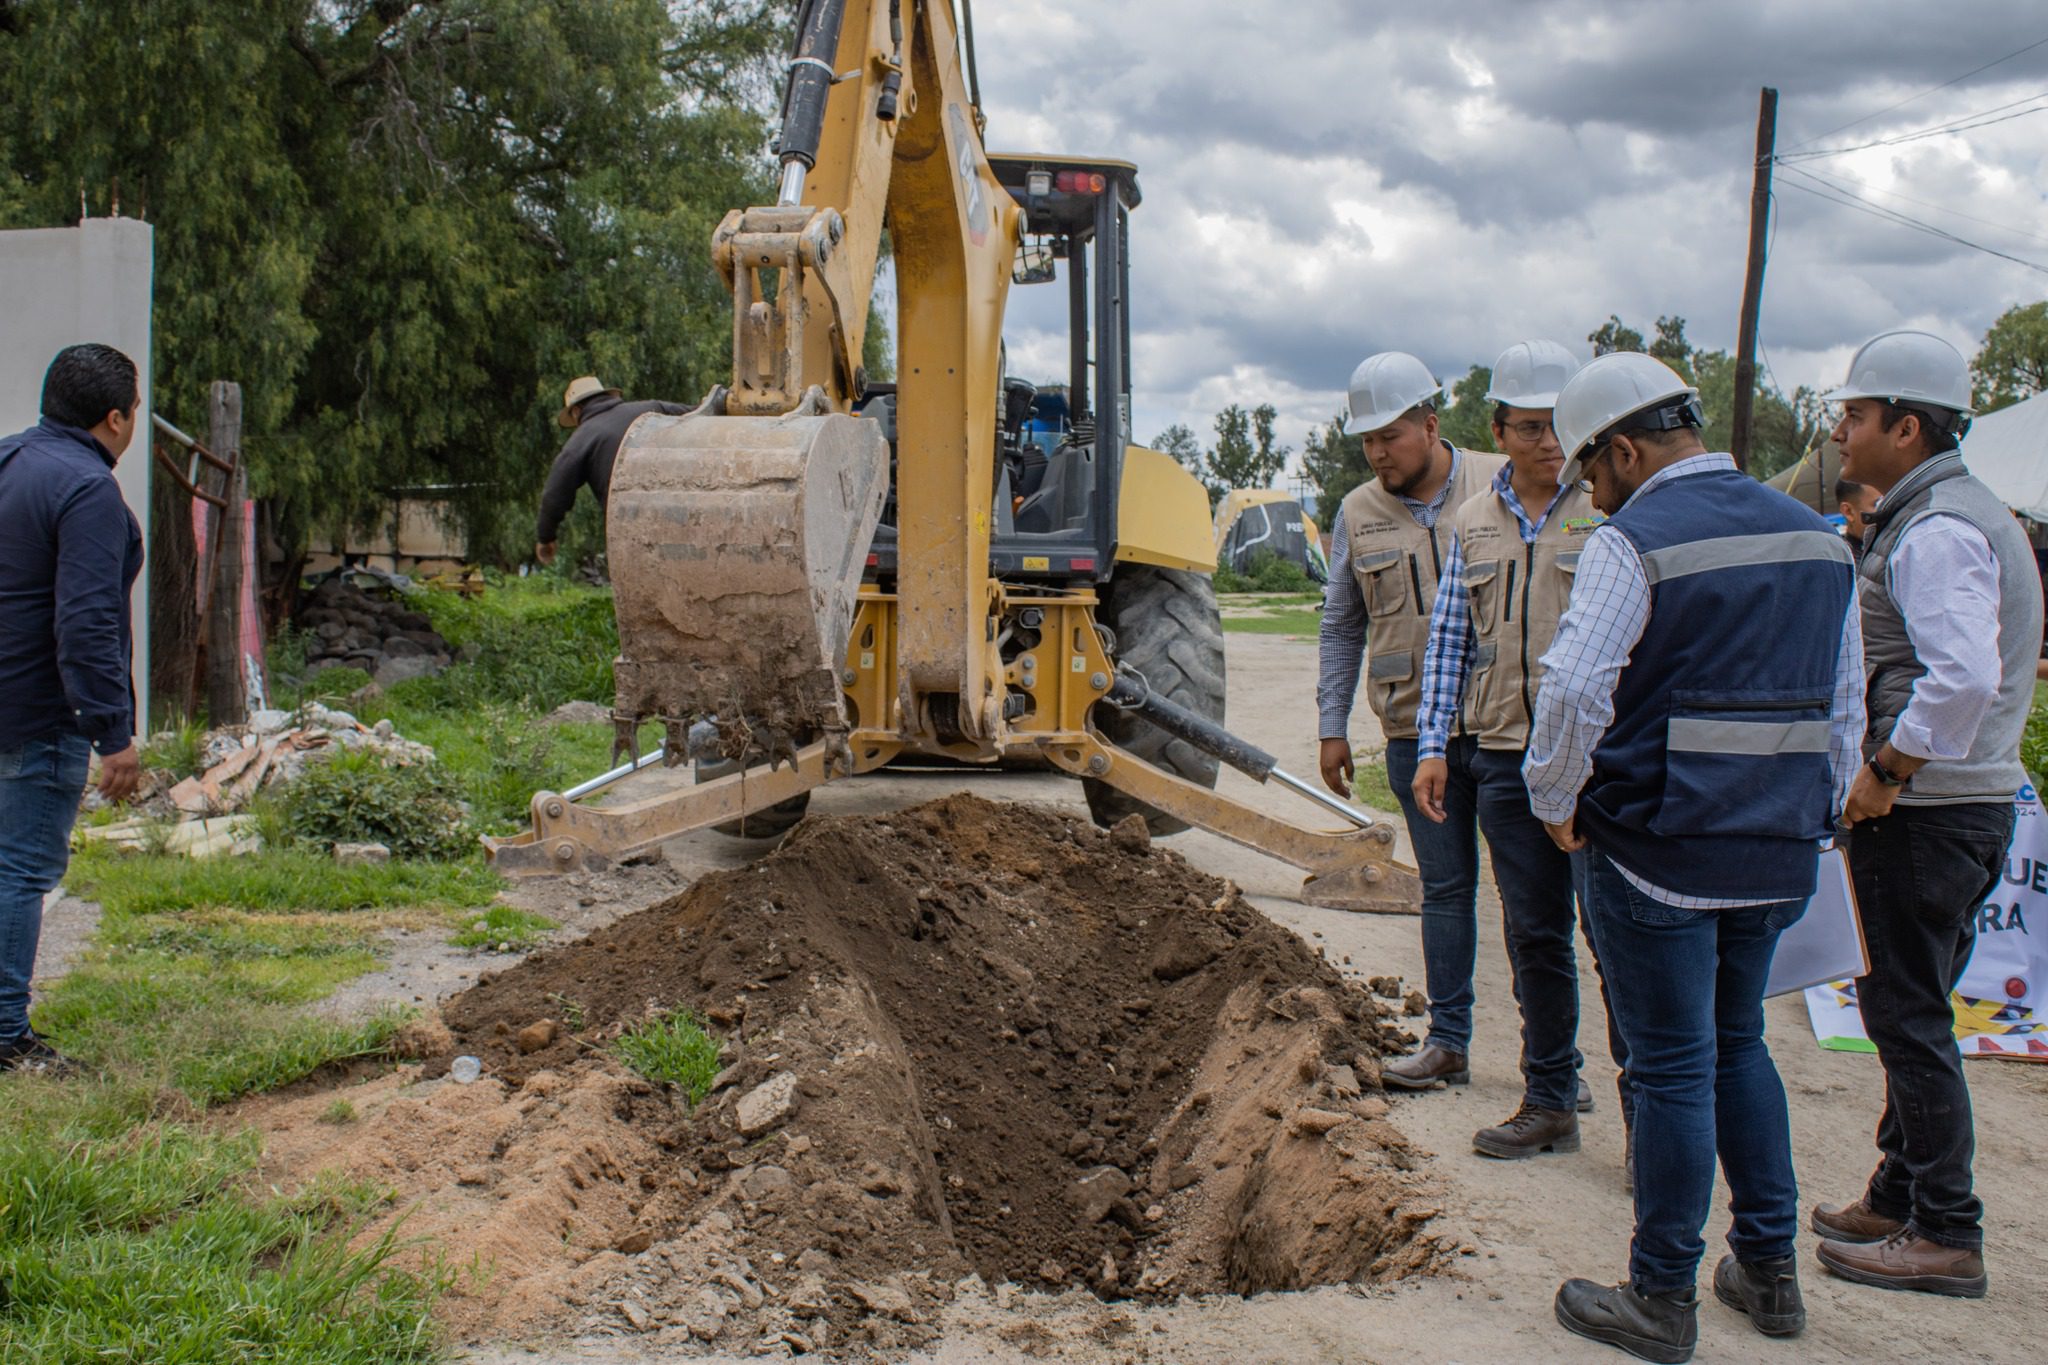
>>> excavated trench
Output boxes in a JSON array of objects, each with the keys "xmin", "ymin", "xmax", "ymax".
[{"xmin": 256, "ymin": 795, "xmax": 1451, "ymax": 1352}]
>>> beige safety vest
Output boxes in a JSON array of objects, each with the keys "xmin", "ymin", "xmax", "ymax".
[
  {"xmin": 1450, "ymin": 481, "xmax": 1604, "ymax": 750},
  {"xmin": 1340, "ymin": 447, "xmax": 1506, "ymax": 739}
]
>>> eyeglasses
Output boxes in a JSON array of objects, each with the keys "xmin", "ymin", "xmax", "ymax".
[
  {"xmin": 1504, "ymin": 419, "xmax": 1554, "ymax": 442},
  {"xmin": 1573, "ymin": 441, "xmax": 1613, "ymax": 494}
]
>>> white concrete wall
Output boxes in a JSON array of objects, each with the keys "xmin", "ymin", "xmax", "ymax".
[{"xmin": 0, "ymin": 219, "xmax": 154, "ymax": 735}]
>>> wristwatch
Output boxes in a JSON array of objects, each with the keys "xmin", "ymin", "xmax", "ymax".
[{"xmin": 1867, "ymin": 754, "xmax": 1907, "ymax": 787}]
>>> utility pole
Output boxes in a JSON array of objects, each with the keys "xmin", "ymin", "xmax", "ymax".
[
  {"xmin": 205, "ymin": 381, "xmax": 248, "ymax": 726},
  {"xmin": 1731, "ymin": 86, "xmax": 1777, "ymax": 473}
]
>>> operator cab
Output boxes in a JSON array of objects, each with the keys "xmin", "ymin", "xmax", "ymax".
[{"xmin": 862, "ymin": 155, "xmax": 1140, "ymax": 586}]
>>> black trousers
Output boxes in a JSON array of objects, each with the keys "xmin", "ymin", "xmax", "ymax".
[{"xmin": 1848, "ymin": 799, "xmax": 2015, "ymax": 1251}]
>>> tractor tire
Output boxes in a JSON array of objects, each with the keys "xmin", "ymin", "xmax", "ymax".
[
  {"xmin": 696, "ymin": 757, "xmax": 812, "ymax": 839},
  {"xmin": 1084, "ymin": 564, "xmax": 1226, "ymax": 835}
]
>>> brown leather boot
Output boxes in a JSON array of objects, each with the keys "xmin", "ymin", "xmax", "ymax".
[
  {"xmin": 1809, "ymin": 1198, "xmax": 1905, "ymax": 1245},
  {"xmin": 1816, "ymin": 1230, "xmax": 1987, "ymax": 1298},
  {"xmin": 1474, "ymin": 1104, "xmax": 1580, "ymax": 1159},
  {"xmin": 1381, "ymin": 1043, "xmax": 1470, "ymax": 1090}
]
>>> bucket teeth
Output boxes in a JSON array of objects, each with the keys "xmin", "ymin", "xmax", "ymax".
[{"xmin": 610, "ymin": 713, "xmax": 640, "ymax": 767}]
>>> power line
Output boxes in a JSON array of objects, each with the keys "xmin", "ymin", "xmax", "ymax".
[
  {"xmin": 1780, "ymin": 161, "xmax": 2048, "ymax": 246},
  {"xmin": 1780, "ymin": 88, "xmax": 2048, "ymax": 161},
  {"xmin": 1785, "ymin": 33, "xmax": 2048, "ymax": 150},
  {"xmin": 1775, "ymin": 167, "xmax": 2048, "ymax": 275}
]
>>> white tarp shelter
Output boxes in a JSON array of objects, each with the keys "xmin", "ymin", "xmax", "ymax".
[
  {"xmin": 0, "ymin": 218, "xmax": 155, "ymax": 733},
  {"xmin": 1960, "ymin": 388, "xmax": 2048, "ymax": 525}
]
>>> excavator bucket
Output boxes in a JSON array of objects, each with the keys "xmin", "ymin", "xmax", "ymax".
[{"xmin": 607, "ymin": 400, "xmax": 889, "ymax": 755}]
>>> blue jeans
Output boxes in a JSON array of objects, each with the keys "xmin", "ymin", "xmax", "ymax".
[
  {"xmin": 0, "ymin": 732, "xmax": 90, "ymax": 1042},
  {"xmin": 1386, "ymin": 736, "xmax": 1479, "ymax": 1054},
  {"xmin": 1472, "ymin": 746, "xmax": 1586, "ymax": 1112},
  {"xmin": 1580, "ymin": 849, "xmax": 1804, "ymax": 1291}
]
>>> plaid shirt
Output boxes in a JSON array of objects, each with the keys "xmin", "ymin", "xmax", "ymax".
[
  {"xmin": 1522, "ymin": 454, "xmax": 1866, "ymax": 908},
  {"xmin": 1415, "ymin": 465, "xmax": 1568, "ymax": 761}
]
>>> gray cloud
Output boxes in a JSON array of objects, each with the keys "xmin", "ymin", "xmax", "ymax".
[{"xmin": 967, "ymin": 2, "xmax": 2048, "ymax": 457}]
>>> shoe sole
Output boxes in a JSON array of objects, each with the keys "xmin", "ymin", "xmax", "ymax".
[
  {"xmin": 1382, "ymin": 1070, "xmax": 1470, "ymax": 1091},
  {"xmin": 1710, "ymin": 1277, "xmax": 1805, "ymax": 1336},
  {"xmin": 1553, "ymin": 1300, "xmax": 1693, "ymax": 1364},
  {"xmin": 1814, "ymin": 1243, "xmax": 1987, "ymax": 1298},
  {"xmin": 1807, "ymin": 1211, "xmax": 1902, "ymax": 1245},
  {"xmin": 1578, "ymin": 1094, "xmax": 1595, "ymax": 1113},
  {"xmin": 1473, "ymin": 1129, "xmax": 1581, "ymax": 1159}
]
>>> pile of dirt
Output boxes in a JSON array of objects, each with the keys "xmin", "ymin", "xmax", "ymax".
[{"xmin": 247, "ymin": 795, "xmax": 1450, "ymax": 1355}]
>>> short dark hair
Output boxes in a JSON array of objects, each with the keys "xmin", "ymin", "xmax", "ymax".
[
  {"xmin": 1876, "ymin": 401, "xmax": 1957, "ymax": 456},
  {"xmin": 1399, "ymin": 400, "xmax": 1436, "ymax": 429},
  {"xmin": 41, "ymin": 343, "xmax": 139, "ymax": 430},
  {"xmin": 1491, "ymin": 401, "xmax": 1510, "ymax": 430},
  {"xmin": 1834, "ymin": 477, "xmax": 1866, "ymax": 502}
]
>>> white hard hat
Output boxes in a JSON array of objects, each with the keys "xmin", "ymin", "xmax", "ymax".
[
  {"xmin": 1344, "ymin": 351, "xmax": 1441, "ymax": 436},
  {"xmin": 1485, "ymin": 339, "xmax": 1581, "ymax": 410},
  {"xmin": 1823, "ymin": 329, "xmax": 1973, "ymax": 416},
  {"xmin": 1555, "ymin": 352, "xmax": 1702, "ymax": 487}
]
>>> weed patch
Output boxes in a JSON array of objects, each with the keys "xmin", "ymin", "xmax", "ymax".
[
  {"xmin": 281, "ymin": 753, "xmax": 474, "ymax": 860},
  {"xmin": 612, "ymin": 1008, "xmax": 723, "ymax": 1103},
  {"xmin": 65, "ymin": 844, "xmax": 499, "ymax": 916},
  {"xmin": 450, "ymin": 905, "xmax": 556, "ymax": 951},
  {"xmin": 0, "ymin": 1081, "xmax": 442, "ymax": 1362}
]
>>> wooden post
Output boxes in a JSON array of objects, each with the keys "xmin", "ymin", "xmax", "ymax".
[
  {"xmin": 204, "ymin": 381, "xmax": 247, "ymax": 725},
  {"xmin": 1731, "ymin": 87, "xmax": 1777, "ymax": 473}
]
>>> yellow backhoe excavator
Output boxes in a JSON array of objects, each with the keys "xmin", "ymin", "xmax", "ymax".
[{"xmin": 484, "ymin": 0, "xmax": 1419, "ymax": 913}]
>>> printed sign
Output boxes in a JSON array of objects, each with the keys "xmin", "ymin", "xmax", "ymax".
[{"xmin": 1805, "ymin": 785, "xmax": 2047, "ymax": 1060}]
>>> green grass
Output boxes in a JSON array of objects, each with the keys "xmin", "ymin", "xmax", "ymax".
[
  {"xmin": 1351, "ymin": 757, "xmax": 1404, "ymax": 814},
  {"xmin": 1217, "ymin": 591, "xmax": 1324, "ymax": 607},
  {"xmin": 64, "ymin": 844, "xmax": 500, "ymax": 917},
  {"xmin": 0, "ymin": 1082, "xmax": 444, "ymax": 1362},
  {"xmin": 449, "ymin": 905, "xmax": 557, "ymax": 951},
  {"xmin": 612, "ymin": 1008, "xmax": 724, "ymax": 1104},
  {"xmin": 1221, "ymin": 607, "xmax": 1323, "ymax": 635},
  {"xmin": 141, "ymin": 718, "xmax": 210, "ymax": 782}
]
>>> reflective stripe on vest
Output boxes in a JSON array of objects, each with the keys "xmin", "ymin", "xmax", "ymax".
[
  {"xmin": 1641, "ymin": 529, "xmax": 1852, "ymax": 584},
  {"xmin": 1668, "ymin": 717, "xmax": 1831, "ymax": 755}
]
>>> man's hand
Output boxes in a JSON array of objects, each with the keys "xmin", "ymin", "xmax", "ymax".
[
  {"xmin": 535, "ymin": 541, "xmax": 558, "ymax": 566},
  {"xmin": 1541, "ymin": 814, "xmax": 1586, "ymax": 853},
  {"xmin": 1411, "ymin": 757, "xmax": 1450, "ymax": 823},
  {"xmin": 96, "ymin": 742, "xmax": 141, "ymax": 803},
  {"xmin": 1319, "ymin": 738, "xmax": 1356, "ymax": 798},
  {"xmin": 1839, "ymin": 763, "xmax": 1900, "ymax": 827}
]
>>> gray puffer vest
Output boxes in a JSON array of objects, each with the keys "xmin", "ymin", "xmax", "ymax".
[{"xmin": 1860, "ymin": 451, "xmax": 2042, "ymax": 804}]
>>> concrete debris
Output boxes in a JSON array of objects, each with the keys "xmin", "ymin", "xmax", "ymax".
[
  {"xmin": 335, "ymin": 842, "xmax": 391, "ymax": 866},
  {"xmin": 735, "ymin": 1072, "xmax": 801, "ymax": 1136}
]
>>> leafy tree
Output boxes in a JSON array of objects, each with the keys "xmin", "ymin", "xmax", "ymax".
[
  {"xmin": 1301, "ymin": 410, "xmax": 1366, "ymax": 525},
  {"xmin": 1971, "ymin": 301, "xmax": 2048, "ymax": 414},
  {"xmin": 1588, "ymin": 314, "xmax": 1646, "ymax": 356},
  {"xmin": 1200, "ymin": 402, "xmax": 1289, "ymax": 506},
  {"xmin": 1438, "ymin": 364, "xmax": 1496, "ymax": 452},
  {"xmin": 1649, "ymin": 315, "xmax": 1694, "ymax": 382},
  {"xmin": 1148, "ymin": 423, "xmax": 1204, "ymax": 471},
  {"xmin": 0, "ymin": 1, "xmax": 789, "ymax": 565}
]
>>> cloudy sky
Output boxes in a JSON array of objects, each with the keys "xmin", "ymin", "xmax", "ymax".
[{"xmin": 961, "ymin": 0, "xmax": 2048, "ymax": 475}]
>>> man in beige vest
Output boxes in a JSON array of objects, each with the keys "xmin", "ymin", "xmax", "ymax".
[
  {"xmin": 1411, "ymin": 340, "xmax": 1614, "ymax": 1159},
  {"xmin": 1317, "ymin": 351, "xmax": 1504, "ymax": 1085}
]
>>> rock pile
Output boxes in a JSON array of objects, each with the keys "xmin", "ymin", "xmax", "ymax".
[{"xmin": 296, "ymin": 573, "xmax": 457, "ymax": 687}]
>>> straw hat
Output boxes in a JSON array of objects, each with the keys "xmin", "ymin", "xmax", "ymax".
[{"xmin": 558, "ymin": 375, "xmax": 621, "ymax": 427}]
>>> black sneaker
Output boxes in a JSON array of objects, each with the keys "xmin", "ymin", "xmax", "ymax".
[
  {"xmin": 1713, "ymin": 1253, "xmax": 1805, "ymax": 1336},
  {"xmin": 0, "ymin": 1030, "xmax": 81, "ymax": 1077},
  {"xmin": 1555, "ymin": 1278, "xmax": 1698, "ymax": 1363}
]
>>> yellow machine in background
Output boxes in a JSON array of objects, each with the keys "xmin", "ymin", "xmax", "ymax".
[{"xmin": 485, "ymin": 0, "xmax": 1416, "ymax": 912}]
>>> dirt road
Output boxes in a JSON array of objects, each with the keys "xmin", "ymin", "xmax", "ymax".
[{"xmin": 494, "ymin": 628, "xmax": 2045, "ymax": 1365}]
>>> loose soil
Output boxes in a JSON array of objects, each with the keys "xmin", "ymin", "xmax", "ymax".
[{"xmin": 245, "ymin": 794, "xmax": 1450, "ymax": 1356}]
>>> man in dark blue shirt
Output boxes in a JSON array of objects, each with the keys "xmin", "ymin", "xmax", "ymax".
[{"xmin": 0, "ymin": 343, "xmax": 146, "ymax": 1074}]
